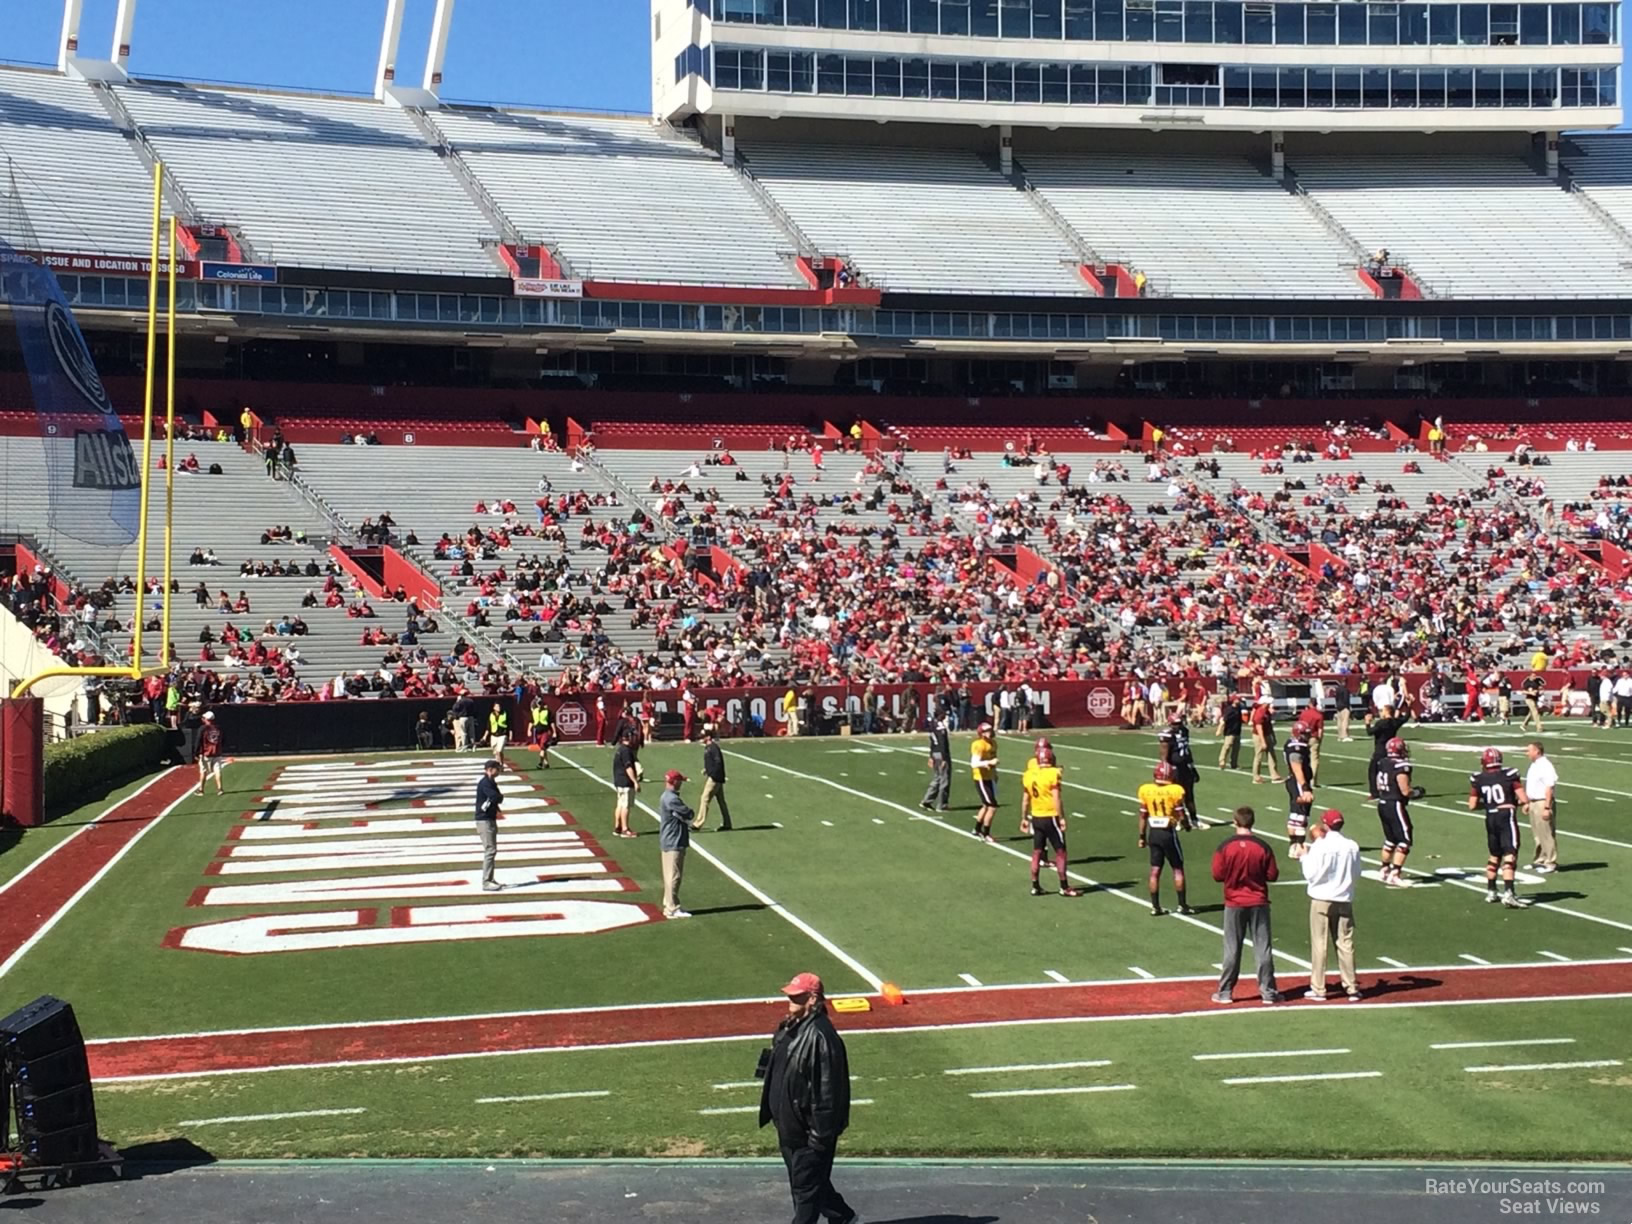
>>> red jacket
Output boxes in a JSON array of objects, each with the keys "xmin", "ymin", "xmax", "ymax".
[{"xmin": 1211, "ymin": 834, "xmax": 1279, "ymax": 908}]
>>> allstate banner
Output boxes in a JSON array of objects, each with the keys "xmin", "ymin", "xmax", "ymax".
[{"xmin": 0, "ymin": 240, "xmax": 140, "ymax": 546}]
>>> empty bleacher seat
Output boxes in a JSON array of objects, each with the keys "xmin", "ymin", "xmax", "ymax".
[
  {"xmin": 1561, "ymin": 135, "xmax": 1632, "ymax": 246},
  {"xmin": 742, "ymin": 143, "xmax": 1088, "ymax": 297},
  {"xmin": 1020, "ymin": 152, "xmax": 1367, "ymax": 299},
  {"xmin": 113, "ymin": 81, "xmax": 499, "ymax": 277},
  {"xmin": 0, "ymin": 67, "xmax": 154, "ymax": 254},
  {"xmin": 1291, "ymin": 154, "xmax": 1632, "ymax": 298},
  {"xmin": 429, "ymin": 108, "xmax": 804, "ymax": 288}
]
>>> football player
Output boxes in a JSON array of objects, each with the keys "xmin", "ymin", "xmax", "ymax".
[
  {"xmin": 1366, "ymin": 702, "xmax": 1412, "ymax": 799},
  {"xmin": 1021, "ymin": 740, "xmax": 1080, "ymax": 898},
  {"xmin": 1138, "ymin": 761, "xmax": 1194, "ymax": 916},
  {"xmin": 1157, "ymin": 709, "xmax": 1201, "ymax": 829},
  {"xmin": 970, "ymin": 721, "xmax": 999, "ymax": 841},
  {"xmin": 1283, "ymin": 716, "xmax": 1316, "ymax": 856},
  {"xmin": 1469, "ymin": 747, "xmax": 1528, "ymax": 909},
  {"xmin": 1373, "ymin": 736, "xmax": 1423, "ymax": 886}
]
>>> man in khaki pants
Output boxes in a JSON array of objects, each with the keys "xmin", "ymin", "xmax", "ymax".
[
  {"xmin": 1525, "ymin": 741, "xmax": 1560, "ymax": 873},
  {"xmin": 1298, "ymin": 809, "xmax": 1362, "ymax": 1001},
  {"xmin": 657, "ymin": 769, "xmax": 695, "ymax": 919}
]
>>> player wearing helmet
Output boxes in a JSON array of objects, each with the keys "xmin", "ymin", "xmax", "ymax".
[
  {"xmin": 1138, "ymin": 761, "xmax": 1194, "ymax": 916},
  {"xmin": 1373, "ymin": 736, "xmax": 1422, "ymax": 885},
  {"xmin": 1469, "ymin": 747, "xmax": 1529, "ymax": 908},
  {"xmin": 1283, "ymin": 717, "xmax": 1316, "ymax": 855},
  {"xmin": 1021, "ymin": 745, "xmax": 1080, "ymax": 898},
  {"xmin": 970, "ymin": 722, "xmax": 1000, "ymax": 842},
  {"xmin": 1366, "ymin": 702, "xmax": 1412, "ymax": 798},
  {"xmin": 1158, "ymin": 709, "xmax": 1201, "ymax": 829}
]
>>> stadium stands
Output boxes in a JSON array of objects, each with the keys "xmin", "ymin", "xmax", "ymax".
[
  {"xmin": 1562, "ymin": 135, "xmax": 1632, "ymax": 240},
  {"xmin": 1020, "ymin": 152, "xmax": 1368, "ymax": 299},
  {"xmin": 0, "ymin": 67, "xmax": 155, "ymax": 254},
  {"xmin": 427, "ymin": 107, "xmax": 806, "ymax": 287},
  {"xmin": 741, "ymin": 143, "xmax": 1088, "ymax": 296},
  {"xmin": 113, "ymin": 81, "xmax": 499, "ymax": 276},
  {"xmin": 1291, "ymin": 154, "xmax": 1632, "ymax": 298}
]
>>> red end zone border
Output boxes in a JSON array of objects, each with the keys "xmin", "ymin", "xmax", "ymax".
[{"xmin": 86, "ymin": 959, "xmax": 1632, "ymax": 1082}]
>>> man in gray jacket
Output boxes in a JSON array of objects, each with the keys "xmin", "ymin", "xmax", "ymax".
[
  {"xmin": 920, "ymin": 715, "xmax": 951, "ymax": 812},
  {"xmin": 758, "ymin": 972, "xmax": 858, "ymax": 1224},
  {"xmin": 658, "ymin": 769, "xmax": 695, "ymax": 919}
]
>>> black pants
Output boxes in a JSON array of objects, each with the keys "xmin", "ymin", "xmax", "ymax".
[{"xmin": 779, "ymin": 1141, "xmax": 853, "ymax": 1224}]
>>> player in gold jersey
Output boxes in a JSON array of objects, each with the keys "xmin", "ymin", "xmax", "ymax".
[
  {"xmin": 1020, "ymin": 740, "xmax": 1082, "ymax": 898},
  {"xmin": 1138, "ymin": 761, "xmax": 1195, "ymax": 917},
  {"xmin": 970, "ymin": 721, "xmax": 1000, "ymax": 842}
]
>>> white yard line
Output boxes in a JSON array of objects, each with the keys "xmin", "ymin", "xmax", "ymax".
[
  {"xmin": 0, "ymin": 769, "xmax": 178, "ymax": 901},
  {"xmin": 0, "ymin": 772, "xmax": 190, "ymax": 981},
  {"xmin": 1464, "ymin": 1059, "xmax": 1623, "ymax": 1073},
  {"xmin": 1459, "ymin": 953, "xmax": 1493, "ymax": 965},
  {"xmin": 958, "ymin": 973, "xmax": 983, "ymax": 987},
  {"xmin": 697, "ymin": 1105, "xmax": 760, "ymax": 1115},
  {"xmin": 711, "ymin": 1081, "xmax": 762, "ymax": 1090},
  {"xmin": 1127, "ymin": 966, "xmax": 1155, "ymax": 980},
  {"xmin": 1222, "ymin": 1071, "xmax": 1382, "ymax": 1086},
  {"xmin": 1430, "ymin": 1038, "xmax": 1577, "ymax": 1050},
  {"xmin": 1044, "ymin": 970, "xmax": 1071, "ymax": 983},
  {"xmin": 475, "ymin": 1090, "xmax": 610, "ymax": 1104},
  {"xmin": 1377, "ymin": 957, "xmax": 1410, "ymax": 969},
  {"xmin": 554, "ymin": 750, "xmax": 884, "ymax": 993},
  {"xmin": 179, "ymin": 1107, "xmax": 365, "ymax": 1126},
  {"xmin": 1194, "ymin": 1047, "xmax": 1351, "ymax": 1061},
  {"xmin": 967, "ymin": 1084, "xmax": 1136, "ymax": 1099},
  {"xmin": 944, "ymin": 1059, "xmax": 1112, "ymax": 1076},
  {"xmin": 1535, "ymin": 951, "xmax": 1572, "ymax": 962},
  {"xmin": 725, "ymin": 749, "xmax": 1313, "ymax": 969}
]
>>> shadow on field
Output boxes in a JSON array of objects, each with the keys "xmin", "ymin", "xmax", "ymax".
[
  {"xmin": 1083, "ymin": 881, "xmax": 1135, "ymax": 894},
  {"xmin": 1527, "ymin": 890, "xmax": 1587, "ymax": 904},
  {"xmin": 688, "ymin": 904, "xmax": 768, "ymax": 917},
  {"xmin": 115, "ymin": 1137, "xmax": 217, "ymax": 1179},
  {"xmin": 1068, "ymin": 855, "xmax": 1120, "ymax": 866},
  {"xmin": 1366, "ymin": 974, "xmax": 1444, "ymax": 999},
  {"xmin": 1554, "ymin": 862, "xmax": 1606, "ymax": 874},
  {"xmin": 871, "ymin": 1216, "xmax": 1001, "ymax": 1224},
  {"xmin": 708, "ymin": 824, "xmax": 779, "ymax": 833}
]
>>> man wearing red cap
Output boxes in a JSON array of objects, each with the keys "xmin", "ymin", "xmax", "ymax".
[
  {"xmin": 1300, "ymin": 809, "xmax": 1362, "ymax": 1001},
  {"xmin": 658, "ymin": 769, "xmax": 695, "ymax": 919},
  {"xmin": 758, "ymin": 972, "xmax": 858, "ymax": 1224}
]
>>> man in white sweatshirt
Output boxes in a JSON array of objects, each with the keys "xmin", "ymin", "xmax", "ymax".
[{"xmin": 1300, "ymin": 809, "xmax": 1363, "ymax": 1002}]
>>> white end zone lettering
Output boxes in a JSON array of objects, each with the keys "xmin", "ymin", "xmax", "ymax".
[
  {"xmin": 190, "ymin": 863, "xmax": 627, "ymax": 906},
  {"xmin": 166, "ymin": 900, "xmax": 661, "ymax": 956}
]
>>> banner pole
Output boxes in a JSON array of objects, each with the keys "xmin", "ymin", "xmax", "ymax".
[
  {"xmin": 160, "ymin": 214, "xmax": 178, "ymax": 670},
  {"xmin": 131, "ymin": 161, "xmax": 163, "ymax": 681}
]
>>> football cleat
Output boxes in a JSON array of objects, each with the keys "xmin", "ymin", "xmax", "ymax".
[
  {"xmin": 1502, "ymin": 892, "xmax": 1524, "ymax": 908},
  {"xmin": 1481, "ymin": 747, "xmax": 1504, "ymax": 768},
  {"xmin": 1030, "ymin": 883, "xmax": 1046, "ymax": 897},
  {"xmin": 1485, "ymin": 890, "xmax": 1501, "ymax": 903},
  {"xmin": 1060, "ymin": 887, "xmax": 1083, "ymax": 898}
]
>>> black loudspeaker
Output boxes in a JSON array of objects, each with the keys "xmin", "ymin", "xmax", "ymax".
[{"xmin": 0, "ymin": 995, "xmax": 99, "ymax": 1167}]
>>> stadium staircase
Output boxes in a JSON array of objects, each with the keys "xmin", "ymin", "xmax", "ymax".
[
  {"xmin": 410, "ymin": 107, "xmax": 531, "ymax": 271},
  {"xmin": 1282, "ymin": 171, "xmax": 1431, "ymax": 300},
  {"xmin": 1003, "ymin": 158, "xmax": 1149, "ymax": 298}
]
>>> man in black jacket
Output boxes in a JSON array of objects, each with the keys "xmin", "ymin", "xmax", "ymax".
[
  {"xmin": 696, "ymin": 727, "xmax": 733, "ymax": 831},
  {"xmin": 758, "ymin": 972, "xmax": 858, "ymax": 1224},
  {"xmin": 474, "ymin": 758, "xmax": 503, "ymax": 892}
]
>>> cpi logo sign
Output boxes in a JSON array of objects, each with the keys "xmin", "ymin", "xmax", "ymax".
[
  {"xmin": 555, "ymin": 702, "xmax": 588, "ymax": 737},
  {"xmin": 1086, "ymin": 687, "xmax": 1117, "ymax": 719}
]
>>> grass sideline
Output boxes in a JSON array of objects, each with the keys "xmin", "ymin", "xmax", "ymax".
[{"xmin": 3, "ymin": 721, "xmax": 1630, "ymax": 1160}]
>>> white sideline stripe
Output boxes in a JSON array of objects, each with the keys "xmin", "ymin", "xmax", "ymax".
[
  {"xmin": 1430, "ymin": 1038, "xmax": 1577, "ymax": 1050},
  {"xmin": 724, "ymin": 749, "xmax": 1313, "ymax": 969},
  {"xmin": 712, "ymin": 1081, "xmax": 761, "ymax": 1090},
  {"xmin": 1459, "ymin": 953, "xmax": 1493, "ymax": 965},
  {"xmin": 180, "ymin": 1107, "xmax": 365, "ymax": 1126},
  {"xmin": 968, "ymin": 1084, "xmax": 1136, "ymax": 1099},
  {"xmin": 1620, "ymin": 947, "xmax": 1632, "ymax": 956},
  {"xmin": 555, "ymin": 751, "xmax": 884, "ymax": 993},
  {"xmin": 1194, "ymin": 1047, "xmax": 1351, "ymax": 1061},
  {"xmin": 1037, "ymin": 737, "xmax": 1632, "ymax": 853},
  {"xmin": 700, "ymin": 1098, "xmax": 873, "ymax": 1117},
  {"xmin": 945, "ymin": 1059, "xmax": 1111, "ymax": 1076},
  {"xmin": 92, "ymin": 956, "xmax": 1632, "ymax": 1048},
  {"xmin": 1044, "ymin": 970, "xmax": 1070, "ymax": 984},
  {"xmin": 1222, "ymin": 1071, "xmax": 1382, "ymax": 1087},
  {"xmin": 1597, "ymin": 796, "xmax": 1615, "ymax": 803},
  {"xmin": 1536, "ymin": 951, "xmax": 1572, "ymax": 962},
  {"xmin": 475, "ymin": 1090, "xmax": 610, "ymax": 1104},
  {"xmin": 94, "ymin": 992, "xmax": 1632, "ymax": 1084},
  {"xmin": 1377, "ymin": 957, "xmax": 1409, "ymax": 969},
  {"xmin": 1000, "ymin": 736, "xmax": 1632, "ymax": 937},
  {"xmin": 1464, "ymin": 1059, "xmax": 1623, "ymax": 1073},
  {"xmin": 1128, "ymin": 967, "xmax": 1155, "ymax": 980},
  {"xmin": 958, "ymin": 973, "xmax": 983, "ymax": 987},
  {"xmin": 0, "ymin": 770, "xmax": 177, "ymax": 902},
  {"xmin": 0, "ymin": 770, "xmax": 190, "ymax": 982}
]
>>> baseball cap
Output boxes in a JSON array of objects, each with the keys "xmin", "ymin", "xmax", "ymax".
[
  {"xmin": 781, "ymin": 972, "xmax": 823, "ymax": 998},
  {"xmin": 1320, "ymin": 809, "xmax": 1345, "ymax": 829},
  {"xmin": 665, "ymin": 769, "xmax": 687, "ymax": 786},
  {"xmin": 201, "ymin": 711, "xmax": 215, "ymax": 721}
]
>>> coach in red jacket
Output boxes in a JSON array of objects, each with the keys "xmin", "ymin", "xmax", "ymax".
[{"xmin": 1211, "ymin": 806, "xmax": 1281, "ymax": 1005}]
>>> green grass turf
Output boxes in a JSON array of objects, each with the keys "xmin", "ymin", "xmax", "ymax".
[
  {"xmin": 0, "ymin": 772, "xmax": 155, "ymax": 889},
  {"xmin": 93, "ymin": 997, "xmax": 1632, "ymax": 1160},
  {"xmin": 5, "ymin": 725, "xmax": 1631, "ymax": 1038}
]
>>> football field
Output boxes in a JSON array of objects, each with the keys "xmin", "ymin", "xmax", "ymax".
[{"xmin": 2, "ymin": 721, "xmax": 1630, "ymax": 1160}]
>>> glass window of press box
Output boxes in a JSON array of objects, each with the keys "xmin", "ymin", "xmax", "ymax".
[{"xmin": 691, "ymin": 0, "xmax": 1616, "ymax": 46}]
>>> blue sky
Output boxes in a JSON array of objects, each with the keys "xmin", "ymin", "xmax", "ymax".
[{"xmin": 3, "ymin": 0, "xmax": 652, "ymax": 113}]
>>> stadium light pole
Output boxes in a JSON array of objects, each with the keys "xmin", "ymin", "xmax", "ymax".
[
  {"xmin": 131, "ymin": 159, "xmax": 163, "ymax": 679},
  {"xmin": 159, "ymin": 214, "xmax": 177, "ymax": 670}
]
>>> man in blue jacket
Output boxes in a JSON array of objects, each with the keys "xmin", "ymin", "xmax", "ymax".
[
  {"xmin": 759, "ymin": 972, "xmax": 859, "ymax": 1224},
  {"xmin": 474, "ymin": 758, "xmax": 503, "ymax": 892}
]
